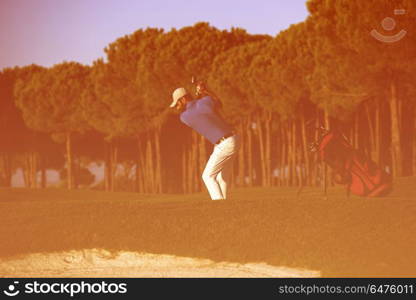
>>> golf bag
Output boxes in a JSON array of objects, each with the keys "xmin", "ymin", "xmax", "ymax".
[{"xmin": 311, "ymin": 128, "xmax": 392, "ymax": 197}]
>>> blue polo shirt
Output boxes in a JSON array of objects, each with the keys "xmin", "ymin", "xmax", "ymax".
[{"xmin": 180, "ymin": 96, "xmax": 233, "ymax": 144}]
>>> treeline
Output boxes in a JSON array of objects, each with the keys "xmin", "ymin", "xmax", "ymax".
[{"xmin": 1, "ymin": 0, "xmax": 415, "ymax": 193}]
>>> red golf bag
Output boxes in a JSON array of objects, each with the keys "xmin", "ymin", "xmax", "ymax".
[{"xmin": 313, "ymin": 129, "xmax": 392, "ymax": 197}]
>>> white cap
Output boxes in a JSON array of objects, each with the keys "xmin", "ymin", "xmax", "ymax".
[{"xmin": 170, "ymin": 87, "xmax": 188, "ymax": 108}]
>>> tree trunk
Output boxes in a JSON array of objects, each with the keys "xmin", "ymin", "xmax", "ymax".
[
  {"xmin": 187, "ymin": 140, "xmax": 194, "ymax": 193},
  {"xmin": 301, "ymin": 114, "xmax": 311, "ymax": 186},
  {"xmin": 187, "ymin": 133, "xmax": 194, "ymax": 192},
  {"xmin": 135, "ymin": 158, "xmax": 140, "ymax": 193},
  {"xmin": 154, "ymin": 127, "xmax": 162, "ymax": 193},
  {"xmin": 247, "ymin": 116, "xmax": 253, "ymax": 187},
  {"xmin": 265, "ymin": 111, "xmax": 272, "ymax": 186},
  {"xmin": 40, "ymin": 156, "xmax": 46, "ymax": 188},
  {"xmin": 29, "ymin": 152, "xmax": 36, "ymax": 188},
  {"xmin": 313, "ymin": 114, "xmax": 320, "ymax": 187},
  {"xmin": 145, "ymin": 137, "xmax": 155, "ymax": 193},
  {"xmin": 0, "ymin": 153, "xmax": 12, "ymax": 187},
  {"xmin": 257, "ymin": 113, "xmax": 267, "ymax": 186},
  {"xmin": 182, "ymin": 148, "xmax": 188, "ymax": 193},
  {"xmin": 323, "ymin": 108, "xmax": 331, "ymax": 189},
  {"xmin": 324, "ymin": 105, "xmax": 330, "ymax": 129},
  {"xmin": 34, "ymin": 152, "xmax": 39, "ymax": 188},
  {"xmin": 122, "ymin": 161, "xmax": 133, "ymax": 191},
  {"xmin": 230, "ymin": 162, "xmax": 235, "ymax": 188},
  {"xmin": 108, "ymin": 142, "xmax": 116, "ymax": 192},
  {"xmin": 191, "ymin": 131, "xmax": 199, "ymax": 192},
  {"xmin": 135, "ymin": 139, "xmax": 140, "ymax": 193},
  {"xmin": 73, "ymin": 157, "xmax": 80, "ymax": 189},
  {"xmin": 104, "ymin": 143, "xmax": 111, "ymax": 191},
  {"xmin": 66, "ymin": 132, "xmax": 73, "ymax": 190},
  {"xmin": 389, "ymin": 82, "xmax": 403, "ymax": 177},
  {"xmin": 287, "ymin": 121, "xmax": 293, "ymax": 186},
  {"xmin": 375, "ymin": 100, "xmax": 381, "ymax": 166},
  {"xmin": 354, "ymin": 113, "xmax": 359, "ymax": 149},
  {"xmin": 365, "ymin": 103, "xmax": 376, "ymax": 162},
  {"xmin": 237, "ymin": 121, "xmax": 245, "ymax": 187},
  {"xmin": 113, "ymin": 143, "xmax": 118, "ymax": 191},
  {"xmin": 23, "ymin": 154, "xmax": 30, "ymax": 187},
  {"xmin": 277, "ymin": 122, "xmax": 286, "ymax": 186},
  {"xmin": 293, "ymin": 120, "xmax": 301, "ymax": 187},
  {"xmin": 28, "ymin": 154, "xmax": 33, "ymax": 188},
  {"xmin": 137, "ymin": 139, "xmax": 146, "ymax": 193},
  {"xmin": 198, "ymin": 134, "xmax": 207, "ymax": 188},
  {"xmin": 281, "ymin": 123, "xmax": 288, "ymax": 186}
]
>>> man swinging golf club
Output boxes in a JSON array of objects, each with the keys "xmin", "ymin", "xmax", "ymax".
[{"xmin": 170, "ymin": 82, "xmax": 240, "ymax": 201}]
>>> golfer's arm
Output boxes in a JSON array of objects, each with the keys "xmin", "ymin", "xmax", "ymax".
[
  {"xmin": 213, "ymin": 96, "xmax": 223, "ymax": 109},
  {"xmin": 206, "ymin": 90, "xmax": 223, "ymax": 109}
]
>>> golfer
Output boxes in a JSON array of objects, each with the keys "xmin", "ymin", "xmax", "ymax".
[{"xmin": 170, "ymin": 85, "xmax": 240, "ymax": 201}]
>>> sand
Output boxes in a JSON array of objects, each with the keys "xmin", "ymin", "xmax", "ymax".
[{"xmin": 0, "ymin": 249, "xmax": 320, "ymax": 278}]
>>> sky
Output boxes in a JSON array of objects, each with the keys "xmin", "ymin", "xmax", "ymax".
[{"xmin": 0, "ymin": 0, "xmax": 309, "ymax": 69}]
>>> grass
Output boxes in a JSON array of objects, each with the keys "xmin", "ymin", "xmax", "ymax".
[{"xmin": 0, "ymin": 177, "xmax": 415, "ymax": 277}]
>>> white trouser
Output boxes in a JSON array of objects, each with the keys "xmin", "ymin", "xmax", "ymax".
[{"xmin": 202, "ymin": 135, "xmax": 240, "ymax": 200}]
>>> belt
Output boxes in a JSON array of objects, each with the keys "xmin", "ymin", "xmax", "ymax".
[{"xmin": 215, "ymin": 132, "xmax": 234, "ymax": 145}]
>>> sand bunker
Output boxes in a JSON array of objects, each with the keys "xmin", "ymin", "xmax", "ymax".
[{"xmin": 0, "ymin": 249, "xmax": 320, "ymax": 277}]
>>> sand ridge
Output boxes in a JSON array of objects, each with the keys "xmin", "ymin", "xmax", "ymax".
[{"xmin": 0, "ymin": 249, "xmax": 320, "ymax": 278}]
